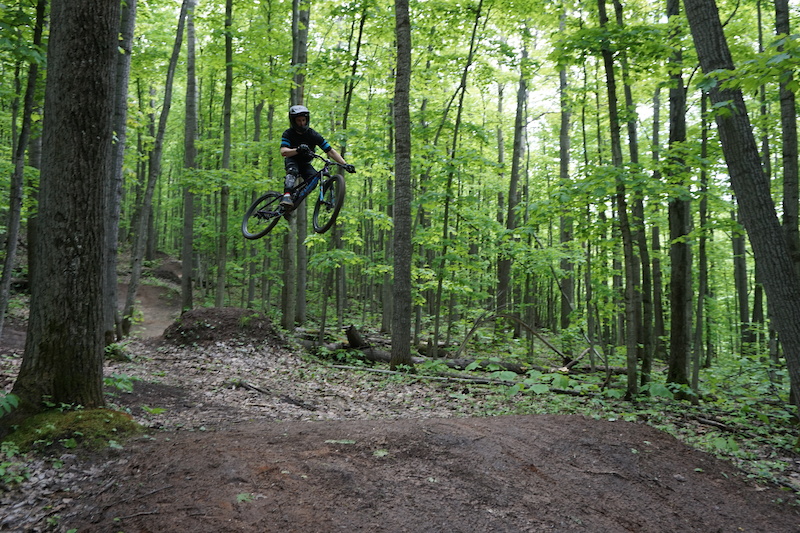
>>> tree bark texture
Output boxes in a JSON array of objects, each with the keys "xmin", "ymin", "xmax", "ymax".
[
  {"xmin": 11, "ymin": 0, "xmax": 120, "ymax": 413},
  {"xmin": 103, "ymin": 0, "xmax": 137, "ymax": 344},
  {"xmin": 667, "ymin": 0, "xmax": 692, "ymax": 391},
  {"xmin": 390, "ymin": 0, "xmax": 413, "ymax": 368},
  {"xmin": 775, "ymin": 0, "xmax": 800, "ymax": 275}
]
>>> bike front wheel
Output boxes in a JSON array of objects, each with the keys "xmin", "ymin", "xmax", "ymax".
[
  {"xmin": 312, "ymin": 174, "xmax": 345, "ymax": 234},
  {"xmin": 242, "ymin": 192, "xmax": 284, "ymax": 239}
]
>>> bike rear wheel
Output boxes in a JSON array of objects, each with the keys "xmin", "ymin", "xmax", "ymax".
[
  {"xmin": 242, "ymin": 192, "xmax": 284, "ymax": 239},
  {"xmin": 312, "ymin": 174, "xmax": 345, "ymax": 234}
]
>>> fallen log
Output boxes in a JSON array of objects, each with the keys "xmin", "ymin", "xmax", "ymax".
[
  {"xmin": 328, "ymin": 364, "xmax": 604, "ymax": 397},
  {"xmin": 294, "ymin": 324, "xmax": 627, "ymax": 377}
]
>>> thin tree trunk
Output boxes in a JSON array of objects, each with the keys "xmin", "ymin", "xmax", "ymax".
[
  {"xmin": 288, "ymin": 0, "xmax": 309, "ymax": 325},
  {"xmin": 693, "ymin": 94, "xmax": 710, "ymax": 388},
  {"xmin": 731, "ymin": 210, "xmax": 750, "ymax": 353},
  {"xmin": 598, "ymin": 0, "xmax": 639, "ymax": 398},
  {"xmin": 122, "ymin": 0, "xmax": 189, "ymax": 335},
  {"xmin": 558, "ymin": 20, "xmax": 574, "ymax": 352},
  {"xmin": 0, "ymin": 0, "xmax": 45, "ymax": 340},
  {"xmin": 613, "ymin": 0, "xmax": 649, "ymax": 376},
  {"xmin": 181, "ymin": 0, "xmax": 198, "ymax": 313},
  {"xmin": 431, "ymin": 0, "xmax": 485, "ymax": 358},
  {"xmin": 104, "ymin": 0, "xmax": 137, "ymax": 343},
  {"xmin": 499, "ymin": 46, "xmax": 528, "ymax": 323},
  {"xmin": 666, "ymin": 0, "xmax": 693, "ymax": 396},
  {"xmin": 215, "ymin": 0, "xmax": 233, "ymax": 308},
  {"xmin": 390, "ymin": 0, "xmax": 413, "ymax": 368},
  {"xmin": 246, "ymin": 99, "xmax": 265, "ymax": 308},
  {"xmin": 281, "ymin": 219, "xmax": 298, "ymax": 331}
]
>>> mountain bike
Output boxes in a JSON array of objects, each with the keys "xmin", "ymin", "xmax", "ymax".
[{"xmin": 242, "ymin": 153, "xmax": 348, "ymax": 240}]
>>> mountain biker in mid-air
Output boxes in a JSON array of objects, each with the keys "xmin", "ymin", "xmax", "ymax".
[{"xmin": 280, "ymin": 104, "xmax": 355, "ymax": 208}]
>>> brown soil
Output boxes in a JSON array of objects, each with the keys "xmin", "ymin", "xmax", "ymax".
[
  {"xmin": 69, "ymin": 415, "xmax": 800, "ymax": 533},
  {"xmin": 2, "ymin": 278, "xmax": 800, "ymax": 532}
]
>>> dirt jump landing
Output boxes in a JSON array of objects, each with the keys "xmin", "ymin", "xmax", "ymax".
[{"xmin": 68, "ymin": 414, "xmax": 798, "ymax": 532}]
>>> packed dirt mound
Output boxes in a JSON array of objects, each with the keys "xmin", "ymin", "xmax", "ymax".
[
  {"xmin": 162, "ymin": 307, "xmax": 279, "ymax": 346},
  {"xmin": 67, "ymin": 415, "xmax": 799, "ymax": 532}
]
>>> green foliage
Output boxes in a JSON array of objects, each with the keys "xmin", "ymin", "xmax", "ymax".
[
  {"xmin": 104, "ymin": 373, "xmax": 140, "ymax": 394},
  {"xmin": 698, "ymin": 34, "xmax": 800, "ymax": 94},
  {"xmin": 236, "ymin": 492, "xmax": 255, "ymax": 503},
  {"xmin": 0, "ymin": 393, "xmax": 19, "ymax": 416},
  {"xmin": 0, "ymin": 441, "xmax": 30, "ymax": 487}
]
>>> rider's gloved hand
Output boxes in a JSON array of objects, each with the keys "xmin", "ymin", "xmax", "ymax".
[
  {"xmin": 343, "ymin": 164, "xmax": 356, "ymax": 174},
  {"xmin": 296, "ymin": 144, "xmax": 311, "ymax": 156}
]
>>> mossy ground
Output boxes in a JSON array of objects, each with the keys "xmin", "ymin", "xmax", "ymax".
[{"xmin": 5, "ymin": 408, "xmax": 142, "ymax": 453}]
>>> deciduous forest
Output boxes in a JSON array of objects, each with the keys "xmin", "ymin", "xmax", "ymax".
[{"xmin": 3, "ymin": 0, "xmax": 800, "ymax": 519}]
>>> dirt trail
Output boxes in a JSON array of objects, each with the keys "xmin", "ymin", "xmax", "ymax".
[
  {"xmin": 67, "ymin": 415, "xmax": 800, "ymax": 532},
  {"xmin": 1, "ymin": 273, "xmax": 799, "ymax": 532}
]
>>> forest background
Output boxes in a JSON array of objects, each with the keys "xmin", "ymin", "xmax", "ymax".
[{"xmin": 2, "ymin": 0, "xmax": 800, "ymax": 448}]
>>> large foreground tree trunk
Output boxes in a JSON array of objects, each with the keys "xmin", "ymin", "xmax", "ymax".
[
  {"xmin": 8, "ymin": 0, "xmax": 120, "ymax": 419},
  {"xmin": 683, "ymin": 0, "xmax": 800, "ymax": 411}
]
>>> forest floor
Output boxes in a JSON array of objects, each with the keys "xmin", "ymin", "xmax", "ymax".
[{"xmin": 1, "ymin": 265, "xmax": 800, "ymax": 532}]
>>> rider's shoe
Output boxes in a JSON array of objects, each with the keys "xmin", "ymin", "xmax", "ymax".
[{"xmin": 280, "ymin": 194, "xmax": 294, "ymax": 208}]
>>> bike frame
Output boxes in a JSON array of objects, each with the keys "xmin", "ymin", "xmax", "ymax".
[
  {"xmin": 293, "ymin": 168, "xmax": 326, "ymax": 207},
  {"xmin": 292, "ymin": 156, "xmax": 335, "ymax": 208}
]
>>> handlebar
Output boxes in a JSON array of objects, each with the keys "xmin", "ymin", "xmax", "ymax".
[{"xmin": 311, "ymin": 152, "xmax": 355, "ymax": 173}]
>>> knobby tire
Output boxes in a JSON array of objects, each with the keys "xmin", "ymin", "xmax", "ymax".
[
  {"xmin": 242, "ymin": 191, "xmax": 284, "ymax": 240},
  {"xmin": 312, "ymin": 174, "xmax": 345, "ymax": 234}
]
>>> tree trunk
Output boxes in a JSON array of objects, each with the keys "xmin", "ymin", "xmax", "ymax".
[
  {"xmin": 281, "ymin": 219, "xmax": 298, "ymax": 331},
  {"xmin": 9, "ymin": 0, "xmax": 120, "ymax": 417},
  {"xmin": 390, "ymin": 0, "xmax": 413, "ymax": 369},
  {"xmin": 499, "ymin": 46, "xmax": 528, "ymax": 322},
  {"xmin": 181, "ymin": 0, "xmax": 198, "ymax": 313},
  {"xmin": 0, "ymin": 0, "xmax": 45, "ymax": 340},
  {"xmin": 683, "ymin": 0, "xmax": 800, "ymax": 412},
  {"xmin": 614, "ymin": 0, "xmax": 649, "ymax": 377},
  {"xmin": 291, "ymin": 0, "xmax": 310, "ymax": 325},
  {"xmin": 775, "ymin": 0, "xmax": 800, "ymax": 275},
  {"xmin": 558, "ymin": 16, "xmax": 574, "ymax": 351},
  {"xmin": 431, "ymin": 0, "xmax": 484, "ymax": 358},
  {"xmin": 122, "ymin": 0, "xmax": 189, "ymax": 335},
  {"xmin": 598, "ymin": 0, "xmax": 639, "ymax": 398},
  {"xmin": 731, "ymin": 210, "xmax": 751, "ymax": 351},
  {"xmin": 215, "ymin": 0, "xmax": 233, "ymax": 308},
  {"xmin": 103, "ymin": 0, "xmax": 137, "ymax": 344},
  {"xmin": 644, "ymin": 87, "xmax": 662, "ymax": 382},
  {"xmin": 693, "ymin": 94, "xmax": 710, "ymax": 385},
  {"xmin": 666, "ymin": 0, "xmax": 692, "ymax": 395},
  {"xmin": 246, "ymin": 99, "xmax": 265, "ymax": 308}
]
